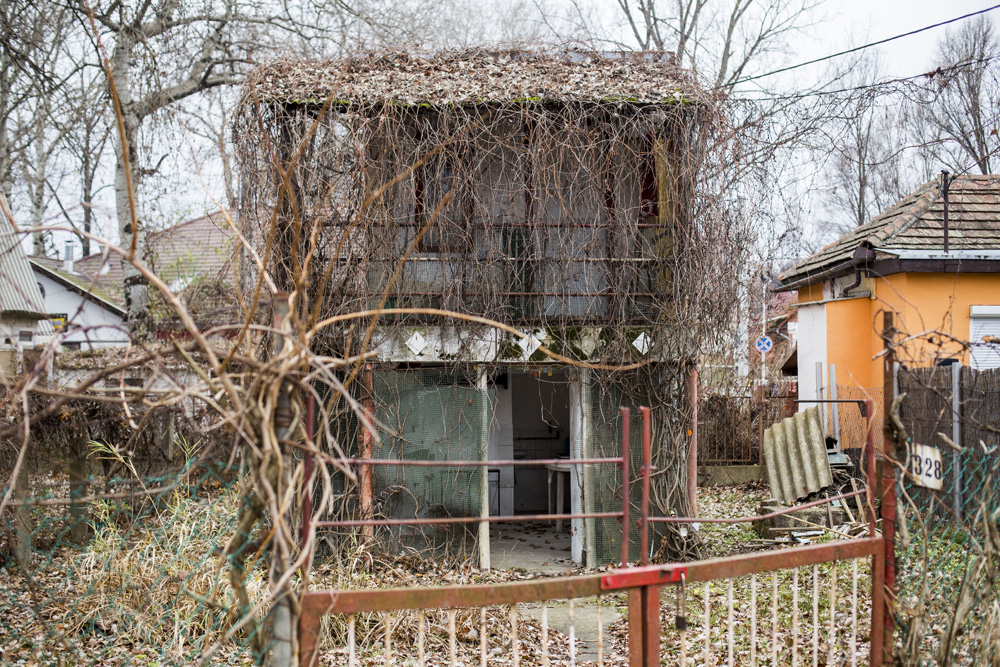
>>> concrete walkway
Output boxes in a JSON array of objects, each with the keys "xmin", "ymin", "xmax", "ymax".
[{"xmin": 489, "ymin": 521, "xmax": 620, "ymax": 662}]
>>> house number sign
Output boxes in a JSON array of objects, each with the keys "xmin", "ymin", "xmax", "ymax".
[{"xmin": 906, "ymin": 442, "xmax": 944, "ymax": 491}]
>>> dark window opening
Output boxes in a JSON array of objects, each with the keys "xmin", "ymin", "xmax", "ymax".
[
  {"xmin": 639, "ymin": 136, "xmax": 659, "ymax": 222},
  {"xmin": 18, "ymin": 331, "xmax": 32, "ymax": 343}
]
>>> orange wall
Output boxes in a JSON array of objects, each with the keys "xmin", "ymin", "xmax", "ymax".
[{"xmin": 796, "ymin": 272, "xmax": 1000, "ymax": 392}]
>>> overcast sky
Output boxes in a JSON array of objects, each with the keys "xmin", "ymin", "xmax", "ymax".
[{"xmin": 774, "ymin": 0, "xmax": 994, "ymax": 85}]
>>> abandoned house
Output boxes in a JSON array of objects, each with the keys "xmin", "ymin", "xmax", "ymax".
[{"xmin": 236, "ymin": 50, "xmax": 726, "ymax": 567}]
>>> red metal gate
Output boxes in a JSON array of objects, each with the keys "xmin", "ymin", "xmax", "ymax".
[{"xmin": 298, "ymin": 401, "xmax": 889, "ymax": 666}]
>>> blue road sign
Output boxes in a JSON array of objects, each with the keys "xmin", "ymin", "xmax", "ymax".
[{"xmin": 754, "ymin": 335, "xmax": 773, "ymax": 353}]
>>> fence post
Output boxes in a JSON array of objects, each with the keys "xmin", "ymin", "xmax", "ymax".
[
  {"xmin": 620, "ymin": 407, "xmax": 631, "ymax": 566},
  {"xmin": 952, "ymin": 362, "xmax": 962, "ymax": 522},
  {"xmin": 880, "ymin": 311, "xmax": 898, "ymax": 665},
  {"xmin": 639, "ymin": 406, "xmax": 660, "ymax": 666}
]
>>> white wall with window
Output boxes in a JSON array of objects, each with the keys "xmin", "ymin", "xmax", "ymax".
[{"xmin": 970, "ymin": 305, "xmax": 1000, "ymax": 370}]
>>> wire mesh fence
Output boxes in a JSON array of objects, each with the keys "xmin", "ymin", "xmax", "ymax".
[
  {"xmin": 0, "ymin": 458, "xmax": 267, "ymax": 666},
  {"xmin": 895, "ymin": 365, "xmax": 1000, "ymax": 665}
]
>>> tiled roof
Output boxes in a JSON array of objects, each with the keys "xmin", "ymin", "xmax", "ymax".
[
  {"xmin": 0, "ymin": 218, "xmax": 47, "ymax": 319},
  {"xmin": 780, "ymin": 175, "xmax": 1000, "ymax": 286},
  {"xmin": 71, "ymin": 210, "xmax": 236, "ymax": 304}
]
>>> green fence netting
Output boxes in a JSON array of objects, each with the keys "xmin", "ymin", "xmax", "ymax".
[
  {"xmin": 896, "ymin": 365, "xmax": 1000, "ymax": 665},
  {"xmin": 0, "ymin": 459, "xmax": 267, "ymax": 666}
]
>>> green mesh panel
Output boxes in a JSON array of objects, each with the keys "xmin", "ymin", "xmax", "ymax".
[{"xmin": 370, "ymin": 367, "xmax": 492, "ymax": 547}]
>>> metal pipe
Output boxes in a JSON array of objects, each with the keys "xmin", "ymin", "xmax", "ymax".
[
  {"xmin": 639, "ymin": 406, "xmax": 651, "ymax": 566},
  {"xmin": 644, "ymin": 489, "xmax": 866, "ymax": 524},
  {"xmin": 340, "ymin": 456, "xmax": 624, "ymax": 467},
  {"xmin": 620, "ymin": 407, "xmax": 631, "ymax": 566},
  {"xmin": 314, "ymin": 512, "xmax": 623, "ymax": 528}
]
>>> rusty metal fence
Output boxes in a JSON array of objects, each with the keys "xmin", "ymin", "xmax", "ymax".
[{"xmin": 299, "ymin": 402, "xmax": 889, "ymax": 666}]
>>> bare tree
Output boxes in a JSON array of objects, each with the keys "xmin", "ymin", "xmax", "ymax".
[
  {"xmin": 819, "ymin": 55, "xmax": 921, "ymax": 234},
  {"xmin": 917, "ymin": 15, "xmax": 1000, "ymax": 175}
]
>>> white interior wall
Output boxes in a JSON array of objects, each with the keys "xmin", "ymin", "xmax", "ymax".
[{"xmin": 488, "ymin": 379, "xmax": 514, "ymax": 516}]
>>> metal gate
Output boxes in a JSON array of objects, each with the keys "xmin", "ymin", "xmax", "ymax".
[{"xmin": 298, "ymin": 403, "xmax": 889, "ymax": 666}]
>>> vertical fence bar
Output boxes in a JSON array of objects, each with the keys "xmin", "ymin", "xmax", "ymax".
[
  {"xmin": 750, "ymin": 573, "xmax": 757, "ymax": 667},
  {"xmin": 704, "ymin": 582, "xmax": 712, "ymax": 666},
  {"xmin": 542, "ymin": 603, "xmax": 549, "ymax": 666},
  {"xmin": 851, "ymin": 559, "xmax": 858, "ymax": 667},
  {"xmin": 866, "ymin": 396, "xmax": 886, "ymax": 666},
  {"xmin": 828, "ymin": 563, "xmax": 837, "ymax": 666},
  {"xmin": 728, "ymin": 578, "xmax": 735, "ymax": 666},
  {"xmin": 419, "ymin": 610, "xmax": 426, "ymax": 667},
  {"xmin": 639, "ymin": 406, "xmax": 651, "ymax": 566},
  {"xmin": 772, "ymin": 572, "xmax": 779, "ymax": 666},
  {"xmin": 480, "ymin": 607, "xmax": 487, "ymax": 667},
  {"xmin": 448, "ymin": 609, "xmax": 457, "ymax": 667},
  {"xmin": 812, "ymin": 565, "xmax": 819, "ymax": 667},
  {"xmin": 639, "ymin": 406, "xmax": 659, "ymax": 667},
  {"xmin": 569, "ymin": 598, "xmax": 577, "ymax": 667},
  {"xmin": 511, "ymin": 605, "xmax": 519, "ymax": 667},
  {"xmin": 881, "ymin": 312, "xmax": 897, "ymax": 665},
  {"xmin": 792, "ymin": 568, "xmax": 799, "ymax": 667},
  {"xmin": 952, "ymin": 361, "xmax": 962, "ymax": 522},
  {"xmin": 348, "ymin": 614, "xmax": 356, "ymax": 667},
  {"xmin": 385, "ymin": 612, "xmax": 393, "ymax": 666},
  {"xmin": 620, "ymin": 407, "xmax": 631, "ymax": 566}
]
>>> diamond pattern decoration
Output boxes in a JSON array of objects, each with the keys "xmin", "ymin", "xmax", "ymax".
[
  {"xmin": 405, "ymin": 331, "xmax": 427, "ymax": 355},
  {"xmin": 517, "ymin": 333, "xmax": 542, "ymax": 358},
  {"xmin": 632, "ymin": 331, "xmax": 651, "ymax": 355}
]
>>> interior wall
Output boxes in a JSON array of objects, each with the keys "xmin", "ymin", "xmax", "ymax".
[{"xmin": 510, "ymin": 371, "xmax": 571, "ymax": 512}]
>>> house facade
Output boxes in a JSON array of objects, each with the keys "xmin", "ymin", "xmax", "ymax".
[
  {"xmin": 778, "ymin": 174, "xmax": 1000, "ymax": 447},
  {"xmin": 238, "ymin": 51, "xmax": 720, "ymax": 567},
  {"xmin": 0, "ymin": 219, "xmax": 51, "ymax": 379},
  {"xmin": 30, "ymin": 245, "xmax": 127, "ymax": 350}
]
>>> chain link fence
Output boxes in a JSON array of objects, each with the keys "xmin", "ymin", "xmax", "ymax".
[{"xmin": 895, "ymin": 365, "xmax": 1000, "ymax": 665}]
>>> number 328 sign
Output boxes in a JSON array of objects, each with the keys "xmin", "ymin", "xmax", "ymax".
[{"xmin": 906, "ymin": 443, "xmax": 944, "ymax": 491}]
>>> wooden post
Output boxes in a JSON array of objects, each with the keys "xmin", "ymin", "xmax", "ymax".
[{"xmin": 880, "ymin": 311, "xmax": 898, "ymax": 665}]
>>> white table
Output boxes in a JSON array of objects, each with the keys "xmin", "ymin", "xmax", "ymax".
[{"xmin": 546, "ymin": 462, "xmax": 573, "ymax": 532}]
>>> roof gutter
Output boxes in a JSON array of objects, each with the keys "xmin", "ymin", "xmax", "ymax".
[{"xmin": 775, "ymin": 257, "xmax": 856, "ymax": 292}]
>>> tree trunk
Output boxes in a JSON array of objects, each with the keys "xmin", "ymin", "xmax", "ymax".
[
  {"xmin": 110, "ymin": 39, "xmax": 150, "ymax": 337},
  {"xmin": 13, "ymin": 458, "xmax": 32, "ymax": 571},
  {"xmin": 68, "ymin": 438, "xmax": 90, "ymax": 544}
]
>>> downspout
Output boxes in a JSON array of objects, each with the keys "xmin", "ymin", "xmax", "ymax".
[{"xmin": 842, "ymin": 245, "xmax": 876, "ymax": 297}]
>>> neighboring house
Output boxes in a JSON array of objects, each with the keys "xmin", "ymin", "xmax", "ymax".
[
  {"xmin": 30, "ymin": 211, "xmax": 237, "ymax": 346},
  {"xmin": 238, "ymin": 51, "xmax": 712, "ymax": 567},
  {"xmin": 778, "ymin": 174, "xmax": 1000, "ymax": 437},
  {"xmin": 30, "ymin": 243, "xmax": 127, "ymax": 350},
  {"xmin": 0, "ymin": 218, "xmax": 52, "ymax": 379}
]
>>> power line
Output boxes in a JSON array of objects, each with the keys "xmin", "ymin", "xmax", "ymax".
[
  {"xmin": 722, "ymin": 3, "xmax": 1000, "ymax": 88},
  {"xmin": 731, "ymin": 53, "xmax": 1000, "ymax": 103}
]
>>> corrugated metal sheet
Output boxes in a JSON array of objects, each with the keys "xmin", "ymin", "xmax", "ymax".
[
  {"xmin": 762, "ymin": 406, "xmax": 833, "ymax": 504},
  {"xmin": 0, "ymin": 220, "xmax": 47, "ymax": 319}
]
